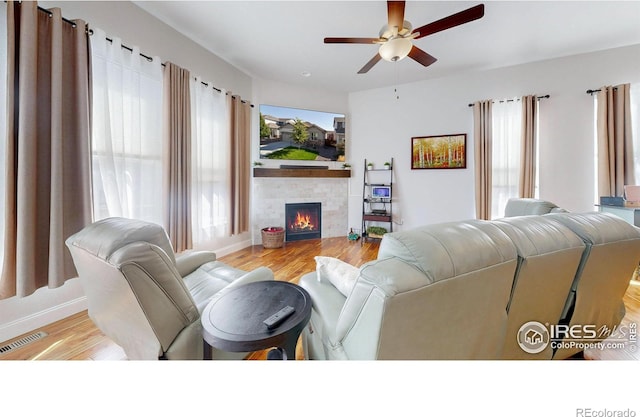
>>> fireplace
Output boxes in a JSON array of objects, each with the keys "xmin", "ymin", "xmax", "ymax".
[{"xmin": 285, "ymin": 202, "xmax": 321, "ymax": 241}]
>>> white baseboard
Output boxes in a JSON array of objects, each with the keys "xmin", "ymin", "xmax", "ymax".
[
  {"xmin": 214, "ymin": 239, "xmax": 253, "ymax": 258},
  {"xmin": 0, "ymin": 296, "xmax": 88, "ymax": 343}
]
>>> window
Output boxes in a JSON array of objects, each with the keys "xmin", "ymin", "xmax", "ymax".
[
  {"xmin": 491, "ymin": 99, "xmax": 524, "ymax": 219},
  {"xmin": 89, "ymin": 29, "xmax": 164, "ymax": 224},
  {"xmin": 190, "ymin": 78, "xmax": 231, "ymax": 243}
]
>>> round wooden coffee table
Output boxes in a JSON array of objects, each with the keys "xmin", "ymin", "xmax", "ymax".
[{"xmin": 201, "ymin": 280, "xmax": 312, "ymax": 360}]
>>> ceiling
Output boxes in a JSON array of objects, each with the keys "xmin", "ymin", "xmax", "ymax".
[{"xmin": 133, "ymin": 1, "xmax": 640, "ymax": 94}]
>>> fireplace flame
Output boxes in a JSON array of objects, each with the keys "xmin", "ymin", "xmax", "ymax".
[{"xmin": 291, "ymin": 211, "xmax": 315, "ymax": 231}]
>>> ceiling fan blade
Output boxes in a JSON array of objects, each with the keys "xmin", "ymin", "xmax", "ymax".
[
  {"xmin": 408, "ymin": 46, "xmax": 437, "ymax": 67},
  {"xmin": 413, "ymin": 4, "xmax": 485, "ymax": 39},
  {"xmin": 324, "ymin": 37, "xmax": 380, "ymax": 44},
  {"xmin": 387, "ymin": 1, "xmax": 406, "ymax": 32},
  {"xmin": 358, "ymin": 54, "xmax": 382, "ymax": 74}
]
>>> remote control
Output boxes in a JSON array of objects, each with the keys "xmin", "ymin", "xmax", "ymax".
[{"xmin": 263, "ymin": 305, "xmax": 295, "ymax": 329}]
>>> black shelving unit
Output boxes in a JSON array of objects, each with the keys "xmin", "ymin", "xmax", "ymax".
[{"xmin": 362, "ymin": 157, "xmax": 393, "ymax": 243}]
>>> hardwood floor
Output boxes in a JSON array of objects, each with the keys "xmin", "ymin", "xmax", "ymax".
[{"xmin": 1, "ymin": 236, "xmax": 638, "ymax": 360}]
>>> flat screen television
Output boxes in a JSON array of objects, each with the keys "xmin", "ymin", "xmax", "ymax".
[
  {"xmin": 259, "ymin": 104, "xmax": 346, "ymax": 162},
  {"xmin": 371, "ymin": 186, "xmax": 391, "ymax": 199}
]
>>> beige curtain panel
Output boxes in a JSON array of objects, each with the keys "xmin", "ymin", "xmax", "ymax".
[
  {"xmin": 1, "ymin": 1, "xmax": 92, "ymax": 299},
  {"xmin": 229, "ymin": 95, "xmax": 251, "ymax": 235},
  {"xmin": 519, "ymin": 95, "xmax": 537, "ymax": 198},
  {"xmin": 597, "ymin": 84, "xmax": 634, "ymax": 197},
  {"xmin": 473, "ymin": 100, "xmax": 493, "ymax": 220},
  {"xmin": 163, "ymin": 62, "xmax": 193, "ymax": 252}
]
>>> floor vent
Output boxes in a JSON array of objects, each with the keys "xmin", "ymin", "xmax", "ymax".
[{"xmin": 0, "ymin": 331, "xmax": 48, "ymax": 355}]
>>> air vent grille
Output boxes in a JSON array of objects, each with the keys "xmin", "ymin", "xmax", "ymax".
[{"xmin": 0, "ymin": 331, "xmax": 48, "ymax": 355}]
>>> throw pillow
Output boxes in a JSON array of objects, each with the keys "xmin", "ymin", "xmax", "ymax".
[{"xmin": 315, "ymin": 256, "xmax": 359, "ymax": 297}]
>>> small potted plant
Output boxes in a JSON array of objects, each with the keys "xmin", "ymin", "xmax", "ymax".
[
  {"xmin": 367, "ymin": 162, "xmax": 374, "ymax": 170},
  {"xmin": 253, "ymin": 161, "xmax": 263, "ymax": 167},
  {"xmin": 366, "ymin": 226, "xmax": 388, "ymax": 239},
  {"xmin": 342, "ymin": 163, "xmax": 352, "ymax": 169},
  {"xmin": 384, "ymin": 162, "xmax": 391, "ymax": 170}
]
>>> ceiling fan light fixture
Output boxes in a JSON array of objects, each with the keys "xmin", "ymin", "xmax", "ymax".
[{"xmin": 378, "ymin": 37, "xmax": 412, "ymax": 62}]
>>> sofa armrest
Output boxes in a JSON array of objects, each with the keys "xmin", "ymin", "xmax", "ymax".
[
  {"xmin": 333, "ymin": 258, "xmax": 429, "ymax": 359},
  {"xmin": 299, "ymin": 272, "xmax": 346, "ymax": 337},
  {"xmin": 232, "ymin": 266, "xmax": 275, "ymax": 287},
  {"xmin": 175, "ymin": 250, "xmax": 217, "ymax": 277},
  {"xmin": 202, "ymin": 266, "xmax": 275, "ymax": 308}
]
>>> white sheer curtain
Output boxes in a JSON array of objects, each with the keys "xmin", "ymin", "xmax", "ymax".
[
  {"xmin": 90, "ymin": 27, "xmax": 164, "ymax": 224},
  {"xmin": 491, "ymin": 99, "xmax": 523, "ymax": 219},
  {"xmin": 0, "ymin": 3, "xmax": 6, "ymax": 268},
  {"xmin": 190, "ymin": 77, "xmax": 231, "ymax": 243},
  {"xmin": 631, "ymin": 83, "xmax": 640, "ymax": 184}
]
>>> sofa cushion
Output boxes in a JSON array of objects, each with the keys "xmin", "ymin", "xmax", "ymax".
[
  {"xmin": 315, "ymin": 256, "xmax": 359, "ymax": 297},
  {"xmin": 182, "ymin": 261, "xmax": 249, "ymax": 313},
  {"xmin": 377, "ymin": 220, "xmax": 517, "ymax": 283},
  {"xmin": 493, "ymin": 215, "xmax": 585, "ymax": 258}
]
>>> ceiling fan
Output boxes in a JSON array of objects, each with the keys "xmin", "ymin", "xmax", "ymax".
[{"xmin": 324, "ymin": 1, "xmax": 485, "ymax": 74}]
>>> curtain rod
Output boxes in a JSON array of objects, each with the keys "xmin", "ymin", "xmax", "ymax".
[
  {"xmin": 467, "ymin": 95, "xmax": 550, "ymax": 107},
  {"xmin": 1, "ymin": 2, "xmax": 79, "ymax": 27},
  {"xmin": 87, "ymin": 29, "xmax": 253, "ymax": 107},
  {"xmin": 9, "ymin": 2, "xmax": 254, "ymax": 107},
  {"xmin": 586, "ymin": 87, "xmax": 618, "ymax": 95},
  {"xmin": 37, "ymin": 4, "xmax": 78, "ymax": 27},
  {"xmin": 87, "ymin": 29, "xmax": 222, "ymax": 93}
]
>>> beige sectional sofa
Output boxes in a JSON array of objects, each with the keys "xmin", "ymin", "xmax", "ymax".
[{"xmin": 299, "ymin": 211, "xmax": 640, "ymax": 360}]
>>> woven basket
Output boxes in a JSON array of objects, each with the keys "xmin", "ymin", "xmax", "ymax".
[{"xmin": 261, "ymin": 227, "xmax": 285, "ymax": 249}]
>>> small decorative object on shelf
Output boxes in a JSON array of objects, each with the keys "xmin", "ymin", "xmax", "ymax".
[
  {"xmin": 384, "ymin": 162, "xmax": 391, "ymax": 170},
  {"xmin": 342, "ymin": 163, "xmax": 352, "ymax": 169},
  {"xmin": 366, "ymin": 226, "xmax": 387, "ymax": 239},
  {"xmin": 261, "ymin": 226, "xmax": 284, "ymax": 249},
  {"xmin": 367, "ymin": 162, "xmax": 374, "ymax": 170},
  {"xmin": 253, "ymin": 161, "xmax": 263, "ymax": 167}
]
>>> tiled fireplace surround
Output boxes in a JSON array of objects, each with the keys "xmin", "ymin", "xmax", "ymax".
[{"xmin": 252, "ymin": 176, "xmax": 349, "ymax": 244}]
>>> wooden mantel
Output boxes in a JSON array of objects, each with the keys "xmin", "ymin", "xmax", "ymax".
[{"xmin": 253, "ymin": 168, "xmax": 351, "ymax": 178}]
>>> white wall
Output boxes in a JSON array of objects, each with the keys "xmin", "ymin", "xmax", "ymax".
[
  {"xmin": 348, "ymin": 44, "xmax": 640, "ymax": 232},
  {"xmin": 0, "ymin": 0, "xmax": 255, "ymax": 342}
]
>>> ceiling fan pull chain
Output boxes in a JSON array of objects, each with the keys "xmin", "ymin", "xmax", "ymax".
[{"xmin": 395, "ymin": 62, "xmax": 400, "ymax": 100}]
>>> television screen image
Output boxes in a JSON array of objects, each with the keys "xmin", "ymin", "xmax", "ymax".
[
  {"xmin": 371, "ymin": 186, "xmax": 390, "ymax": 199},
  {"xmin": 259, "ymin": 104, "xmax": 346, "ymax": 162}
]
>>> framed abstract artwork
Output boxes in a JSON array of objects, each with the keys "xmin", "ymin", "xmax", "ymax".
[{"xmin": 411, "ymin": 134, "xmax": 467, "ymax": 169}]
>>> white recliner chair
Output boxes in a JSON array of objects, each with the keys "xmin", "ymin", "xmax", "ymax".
[
  {"xmin": 503, "ymin": 198, "xmax": 567, "ymax": 217},
  {"xmin": 547, "ymin": 212, "xmax": 640, "ymax": 359},
  {"xmin": 492, "ymin": 215, "xmax": 586, "ymax": 359},
  {"xmin": 66, "ymin": 217, "xmax": 274, "ymax": 360}
]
